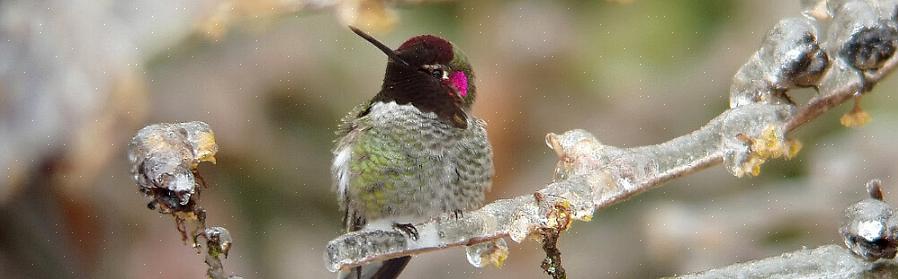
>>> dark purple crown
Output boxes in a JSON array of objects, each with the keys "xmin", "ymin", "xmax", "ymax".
[{"xmin": 397, "ymin": 35, "xmax": 454, "ymax": 64}]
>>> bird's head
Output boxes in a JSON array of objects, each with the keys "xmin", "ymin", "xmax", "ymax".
[{"xmin": 351, "ymin": 27, "xmax": 476, "ymax": 128}]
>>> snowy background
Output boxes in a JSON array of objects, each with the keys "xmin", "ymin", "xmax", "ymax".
[{"xmin": 1, "ymin": 0, "xmax": 898, "ymax": 278}]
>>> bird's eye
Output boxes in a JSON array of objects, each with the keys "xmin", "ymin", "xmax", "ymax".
[{"xmin": 431, "ymin": 69, "xmax": 444, "ymax": 79}]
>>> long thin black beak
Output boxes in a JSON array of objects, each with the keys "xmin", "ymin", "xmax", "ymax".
[{"xmin": 349, "ymin": 26, "xmax": 411, "ymax": 67}]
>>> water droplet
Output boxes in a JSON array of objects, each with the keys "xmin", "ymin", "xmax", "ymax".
[{"xmin": 465, "ymin": 239, "xmax": 509, "ymax": 268}]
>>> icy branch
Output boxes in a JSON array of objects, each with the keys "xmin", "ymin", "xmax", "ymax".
[
  {"xmin": 325, "ymin": 0, "xmax": 898, "ymax": 273},
  {"xmin": 678, "ymin": 179, "xmax": 898, "ymax": 278},
  {"xmin": 672, "ymin": 245, "xmax": 898, "ymax": 279}
]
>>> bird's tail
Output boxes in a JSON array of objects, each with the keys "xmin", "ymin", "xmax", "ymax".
[{"xmin": 337, "ymin": 256, "xmax": 411, "ymax": 279}]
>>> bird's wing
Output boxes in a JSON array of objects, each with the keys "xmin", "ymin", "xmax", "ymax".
[
  {"xmin": 332, "ymin": 102, "xmax": 437, "ymax": 231},
  {"xmin": 333, "ymin": 102, "xmax": 371, "ymax": 231}
]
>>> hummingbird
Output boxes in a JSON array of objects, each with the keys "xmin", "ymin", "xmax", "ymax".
[{"xmin": 332, "ymin": 27, "xmax": 494, "ymax": 279}]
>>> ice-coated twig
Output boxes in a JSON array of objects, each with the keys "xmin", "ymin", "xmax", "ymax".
[
  {"xmin": 534, "ymin": 192, "xmax": 571, "ymax": 279},
  {"xmin": 672, "ymin": 245, "xmax": 898, "ymax": 279},
  {"xmin": 325, "ymin": 0, "xmax": 898, "ymax": 273},
  {"xmin": 197, "ymin": 227, "xmax": 242, "ymax": 279},
  {"xmin": 128, "ymin": 122, "xmax": 239, "ymax": 279},
  {"xmin": 678, "ymin": 179, "xmax": 898, "ymax": 278}
]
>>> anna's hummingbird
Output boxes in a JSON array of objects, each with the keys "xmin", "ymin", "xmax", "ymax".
[{"xmin": 332, "ymin": 27, "xmax": 494, "ymax": 279}]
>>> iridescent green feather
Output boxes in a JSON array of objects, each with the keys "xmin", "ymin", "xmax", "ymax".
[{"xmin": 347, "ymin": 122, "xmax": 420, "ymax": 216}]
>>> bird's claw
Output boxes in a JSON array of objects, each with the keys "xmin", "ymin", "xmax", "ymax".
[{"xmin": 453, "ymin": 210, "xmax": 464, "ymax": 220}]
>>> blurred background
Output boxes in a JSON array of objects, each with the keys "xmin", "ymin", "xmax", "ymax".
[{"xmin": 2, "ymin": 0, "xmax": 897, "ymax": 278}]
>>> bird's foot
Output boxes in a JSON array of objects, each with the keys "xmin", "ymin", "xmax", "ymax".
[
  {"xmin": 393, "ymin": 223, "xmax": 419, "ymax": 240},
  {"xmin": 453, "ymin": 209, "xmax": 464, "ymax": 220}
]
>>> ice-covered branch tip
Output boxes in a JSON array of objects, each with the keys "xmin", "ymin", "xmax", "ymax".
[
  {"xmin": 325, "ymin": 0, "xmax": 898, "ymax": 272},
  {"xmin": 128, "ymin": 121, "xmax": 218, "ymax": 214},
  {"xmin": 840, "ymin": 179, "xmax": 898, "ymax": 262},
  {"xmin": 128, "ymin": 121, "xmax": 239, "ymax": 279},
  {"xmin": 198, "ymin": 227, "xmax": 242, "ymax": 279}
]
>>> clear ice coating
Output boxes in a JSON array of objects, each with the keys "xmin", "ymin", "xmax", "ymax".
[
  {"xmin": 814, "ymin": 0, "xmax": 898, "ymax": 97},
  {"xmin": 800, "ymin": 0, "xmax": 829, "ymax": 19},
  {"xmin": 203, "ymin": 226, "xmax": 233, "ymax": 258},
  {"xmin": 720, "ymin": 104, "xmax": 795, "ymax": 177},
  {"xmin": 465, "ymin": 239, "xmax": 509, "ymax": 268},
  {"xmin": 730, "ymin": 17, "xmax": 826, "ymax": 108},
  {"xmin": 826, "ymin": 0, "xmax": 898, "ymax": 71},
  {"xmin": 508, "ymin": 201, "xmax": 540, "ymax": 243},
  {"xmin": 325, "ymin": 229, "xmax": 408, "ymax": 272}
]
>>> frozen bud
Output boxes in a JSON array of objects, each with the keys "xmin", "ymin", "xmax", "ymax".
[
  {"xmin": 841, "ymin": 26, "xmax": 898, "ymax": 71},
  {"xmin": 762, "ymin": 17, "xmax": 828, "ymax": 87},
  {"xmin": 730, "ymin": 17, "xmax": 827, "ymax": 108},
  {"xmin": 828, "ymin": 0, "xmax": 898, "ymax": 71},
  {"xmin": 204, "ymin": 227, "xmax": 233, "ymax": 258},
  {"xmin": 840, "ymin": 179, "xmax": 898, "ymax": 261},
  {"xmin": 128, "ymin": 121, "xmax": 218, "ymax": 212}
]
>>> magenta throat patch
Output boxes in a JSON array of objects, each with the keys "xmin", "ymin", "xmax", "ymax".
[{"xmin": 450, "ymin": 71, "xmax": 468, "ymax": 97}]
